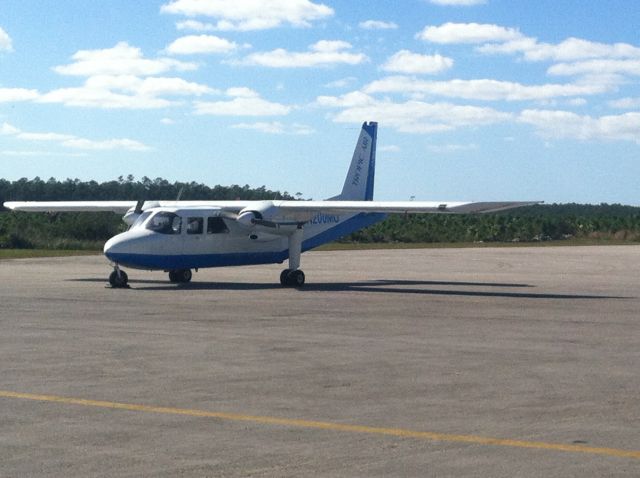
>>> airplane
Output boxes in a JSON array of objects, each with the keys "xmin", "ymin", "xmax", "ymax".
[{"xmin": 4, "ymin": 122, "xmax": 538, "ymax": 288}]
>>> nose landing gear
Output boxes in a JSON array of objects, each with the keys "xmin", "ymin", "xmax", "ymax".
[{"xmin": 108, "ymin": 265, "xmax": 129, "ymax": 288}]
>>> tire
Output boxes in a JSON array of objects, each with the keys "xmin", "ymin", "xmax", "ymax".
[
  {"xmin": 168, "ymin": 270, "xmax": 178, "ymax": 283},
  {"xmin": 178, "ymin": 269, "xmax": 192, "ymax": 283},
  {"xmin": 109, "ymin": 270, "xmax": 128, "ymax": 288},
  {"xmin": 288, "ymin": 270, "xmax": 305, "ymax": 287},
  {"xmin": 280, "ymin": 269, "xmax": 291, "ymax": 286}
]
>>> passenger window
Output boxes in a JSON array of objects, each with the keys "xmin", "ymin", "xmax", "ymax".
[
  {"xmin": 187, "ymin": 217, "xmax": 203, "ymax": 234},
  {"xmin": 207, "ymin": 217, "xmax": 229, "ymax": 234}
]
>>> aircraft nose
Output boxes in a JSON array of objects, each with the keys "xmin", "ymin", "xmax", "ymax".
[{"xmin": 103, "ymin": 234, "xmax": 125, "ymax": 260}]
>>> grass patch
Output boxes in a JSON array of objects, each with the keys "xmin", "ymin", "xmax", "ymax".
[{"xmin": 0, "ymin": 249, "xmax": 100, "ymax": 260}]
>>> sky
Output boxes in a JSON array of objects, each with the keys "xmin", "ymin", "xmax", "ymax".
[{"xmin": 1, "ymin": 0, "xmax": 639, "ymax": 204}]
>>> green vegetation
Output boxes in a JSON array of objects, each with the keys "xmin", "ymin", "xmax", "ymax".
[
  {"xmin": 344, "ymin": 203, "xmax": 640, "ymax": 244},
  {"xmin": 2, "ymin": 177, "xmax": 640, "ymax": 250}
]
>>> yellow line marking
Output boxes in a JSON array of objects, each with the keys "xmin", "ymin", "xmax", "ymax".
[{"xmin": 1, "ymin": 390, "xmax": 639, "ymax": 460}]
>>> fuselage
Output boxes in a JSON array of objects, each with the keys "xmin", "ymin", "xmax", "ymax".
[{"xmin": 103, "ymin": 206, "xmax": 384, "ymax": 270}]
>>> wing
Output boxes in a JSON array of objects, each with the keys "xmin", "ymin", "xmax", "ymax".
[
  {"xmin": 3, "ymin": 201, "xmax": 138, "ymax": 213},
  {"xmin": 2, "ymin": 200, "xmax": 254, "ymax": 214},
  {"xmin": 270, "ymin": 200, "xmax": 541, "ymax": 215}
]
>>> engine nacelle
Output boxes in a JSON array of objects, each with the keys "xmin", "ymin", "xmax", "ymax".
[
  {"xmin": 236, "ymin": 201, "xmax": 299, "ymax": 236},
  {"xmin": 236, "ymin": 201, "xmax": 278, "ymax": 227},
  {"xmin": 123, "ymin": 208, "xmax": 140, "ymax": 226},
  {"xmin": 236, "ymin": 210, "xmax": 260, "ymax": 228}
]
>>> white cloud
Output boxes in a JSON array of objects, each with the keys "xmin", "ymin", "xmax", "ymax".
[
  {"xmin": 62, "ymin": 138, "xmax": 151, "ymax": 151},
  {"xmin": 359, "ymin": 20, "xmax": 398, "ymax": 30},
  {"xmin": 523, "ymin": 38, "xmax": 639, "ymax": 63},
  {"xmin": 427, "ymin": 0, "xmax": 486, "ymax": 5},
  {"xmin": 519, "ymin": 110, "xmax": 640, "ymax": 143},
  {"xmin": 566, "ymin": 98, "xmax": 587, "ymax": 106},
  {"xmin": 0, "ymin": 150, "xmax": 87, "ymax": 158},
  {"xmin": 548, "ymin": 59, "xmax": 640, "ymax": 77},
  {"xmin": 324, "ymin": 77, "xmax": 357, "ymax": 88},
  {"xmin": 381, "ymin": 50, "xmax": 453, "ymax": 75},
  {"xmin": 161, "ymin": 118, "xmax": 175, "ymax": 125},
  {"xmin": 53, "ymin": 42, "xmax": 197, "ymax": 77},
  {"xmin": 194, "ymin": 90, "xmax": 291, "ymax": 116},
  {"xmin": 225, "ymin": 87, "xmax": 259, "ymax": 98},
  {"xmin": 1, "ymin": 123, "xmax": 20, "ymax": 135},
  {"xmin": 38, "ymin": 75, "xmax": 214, "ymax": 110},
  {"xmin": 418, "ymin": 22, "xmax": 522, "ymax": 44},
  {"xmin": 0, "ymin": 88, "xmax": 40, "ymax": 102},
  {"xmin": 1, "ymin": 122, "xmax": 151, "ymax": 151},
  {"xmin": 476, "ymin": 33, "xmax": 640, "ymax": 66},
  {"xmin": 428, "ymin": 143, "xmax": 478, "ymax": 153},
  {"xmin": 239, "ymin": 40, "xmax": 367, "ymax": 68},
  {"xmin": 39, "ymin": 87, "xmax": 176, "ymax": 109},
  {"xmin": 608, "ymin": 97, "xmax": 640, "ymax": 109},
  {"xmin": 86, "ymin": 75, "xmax": 215, "ymax": 96},
  {"xmin": 379, "ymin": 145, "xmax": 401, "ymax": 153},
  {"xmin": 316, "ymin": 92, "xmax": 512, "ymax": 133},
  {"xmin": 176, "ymin": 20, "xmax": 217, "ymax": 31},
  {"xmin": 364, "ymin": 76, "xmax": 611, "ymax": 101},
  {"xmin": 161, "ymin": 0, "xmax": 333, "ymax": 31},
  {"xmin": 165, "ymin": 34, "xmax": 240, "ymax": 55},
  {"xmin": 0, "ymin": 27, "xmax": 12, "ymax": 51},
  {"xmin": 231, "ymin": 122, "xmax": 314, "ymax": 135}
]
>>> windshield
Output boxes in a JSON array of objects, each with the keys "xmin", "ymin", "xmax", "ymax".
[
  {"xmin": 132, "ymin": 211, "xmax": 152, "ymax": 228},
  {"xmin": 146, "ymin": 212, "xmax": 182, "ymax": 234}
]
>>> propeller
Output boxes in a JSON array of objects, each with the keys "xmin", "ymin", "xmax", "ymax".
[{"xmin": 134, "ymin": 199, "xmax": 145, "ymax": 215}]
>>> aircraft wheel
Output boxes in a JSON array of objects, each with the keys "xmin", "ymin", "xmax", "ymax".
[
  {"xmin": 109, "ymin": 270, "xmax": 128, "ymax": 288},
  {"xmin": 178, "ymin": 269, "xmax": 193, "ymax": 283},
  {"xmin": 280, "ymin": 269, "xmax": 292, "ymax": 286},
  {"xmin": 287, "ymin": 269, "xmax": 305, "ymax": 287},
  {"xmin": 169, "ymin": 269, "xmax": 192, "ymax": 283}
]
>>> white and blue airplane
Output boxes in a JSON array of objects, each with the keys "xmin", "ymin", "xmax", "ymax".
[{"xmin": 4, "ymin": 122, "xmax": 537, "ymax": 288}]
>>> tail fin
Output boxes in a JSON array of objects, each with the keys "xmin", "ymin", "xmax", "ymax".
[{"xmin": 335, "ymin": 121, "xmax": 377, "ymax": 201}]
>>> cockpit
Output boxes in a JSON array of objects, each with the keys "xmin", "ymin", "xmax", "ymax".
[{"xmin": 146, "ymin": 211, "xmax": 182, "ymax": 234}]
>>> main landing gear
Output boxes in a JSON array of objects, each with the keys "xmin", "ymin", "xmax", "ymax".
[
  {"xmin": 168, "ymin": 269, "xmax": 192, "ymax": 283},
  {"xmin": 280, "ymin": 226, "xmax": 305, "ymax": 288},
  {"xmin": 108, "ymin": 264, "xmax": 129, "ymax": 288}
]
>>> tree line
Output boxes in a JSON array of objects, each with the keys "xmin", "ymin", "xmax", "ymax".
[{"xmin": 1, "ymin": 177, "xmax": 639, "ymax": 249}]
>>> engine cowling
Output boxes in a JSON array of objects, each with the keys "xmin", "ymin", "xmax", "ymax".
[
  {"xmin": 236, "ymin": 201, "xmax": 298, "ymax": 236},
  {"xmin": 236, "ymin": 201, "xmax": 278, "ymax": 227}
]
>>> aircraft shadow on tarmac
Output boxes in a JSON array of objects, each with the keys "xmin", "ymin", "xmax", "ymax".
[{"xmin": 69, "ymin": 278, "xmax": 628, "ymax": 300}]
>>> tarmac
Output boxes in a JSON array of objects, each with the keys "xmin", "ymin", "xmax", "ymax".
[{"xmin": 0, "ymin": 245, "xmax": 639, "ymax": 477}]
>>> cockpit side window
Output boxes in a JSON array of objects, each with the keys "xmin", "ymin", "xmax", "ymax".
[
  {"xmin": 187, "ymin": 217, "xmax": 204, "ymax": 234},
  {"xmin": 146, "ymin": 212, "xmax": 182, "ymax": 234},
  {"xmin": 207, "ymin": 217, "xmax": 229, "ymax": 234}
]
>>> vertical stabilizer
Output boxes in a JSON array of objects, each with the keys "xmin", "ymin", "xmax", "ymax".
[{"xmin": 336, "ymin": 121, "xmax": 377, "ymax": 201}]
